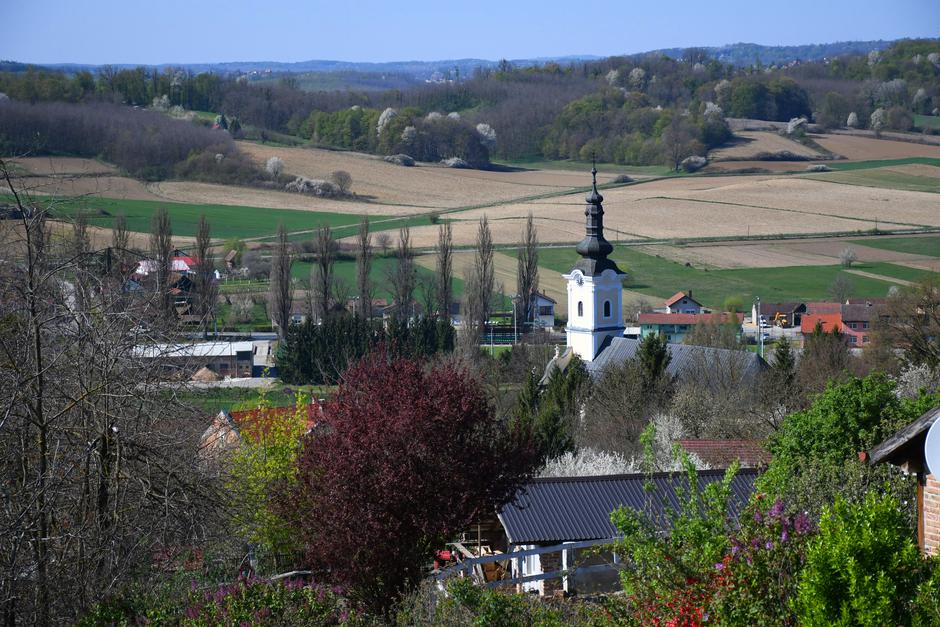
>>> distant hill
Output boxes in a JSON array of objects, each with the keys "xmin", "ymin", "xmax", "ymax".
[{"xmin": 649, "ymin": 40, "xmax": 899, "ymax": 66}]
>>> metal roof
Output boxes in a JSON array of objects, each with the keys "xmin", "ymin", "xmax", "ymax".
[
  {"xmin": 586, "ymin": 337, "xmax": 767, "ymax": 383},
  {"xmin": 133, "ymin": 341, "xmax": 254, "ymax": 359},
  {"xmin": 498, "ymin": 469, "xmax": 758, "ymax": 545}
]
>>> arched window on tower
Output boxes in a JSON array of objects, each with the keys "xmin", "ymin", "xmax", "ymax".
[
  {"xmin": 577, "ymin": 301, "xmax": 583, "ymax": 317},
  {"xmin": 604, "ymin": 300, "xmax": 611, "ymax": 317}
]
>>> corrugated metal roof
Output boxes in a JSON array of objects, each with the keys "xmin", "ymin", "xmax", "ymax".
[
  {"xmin": 639, "ymin": 312, "xmax": 743, "ymax": 325},
  {"xmin": 586, "ymin": 337, "xmax": 767, "ymax": 383},
  {"xmin": 498, "ymin": 469, "xmax": 758, "ymax": 545}
]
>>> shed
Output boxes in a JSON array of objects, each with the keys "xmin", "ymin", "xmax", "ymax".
[
  {"xmin": 493, "ymin": 469, "xmax": 758, "ymax": 595},
  {"xmin": 867, "ymin": 404, "xmax": 940, "ymax": 554}
]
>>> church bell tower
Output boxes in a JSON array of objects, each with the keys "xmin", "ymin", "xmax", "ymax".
[{"xmin": 563, "ymin": 163, "xmax": 626, "ymax": 361}]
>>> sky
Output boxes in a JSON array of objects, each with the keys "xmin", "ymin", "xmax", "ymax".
[{"xmin": 2, "ymin": 0, "xmax": 938, "ymax": 65}]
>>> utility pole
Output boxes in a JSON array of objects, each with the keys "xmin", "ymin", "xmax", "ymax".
[{"xmin": 757, "ymin": 295, "xmax": 764, "ymax": 359}]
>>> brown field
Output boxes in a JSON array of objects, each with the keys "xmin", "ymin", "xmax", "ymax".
[
  {"xmin": 709, "ymin": 131, "xmax": 824, "ymax": 161},
  {"xmin": 703, "ymin": 160, "xmax": 813, "ymax": 173},
  {"xmin": 811, "ymin": 134, "xmax": 940, "ymax": 160},
  {"xmin": 17, "ymin": 175, "xmax": 162, "ymax": 201},
  {"xmin": 9, "ymin": 156, "xmax": 118, "ymax": 176},
  {"xmin": 885, "ymin": 164, "xmax": 940, "ymax": 178},
  {"xmin": 640, "ymin": 236, "xmax": 940, "ymax": 270},
  {"xmin": 238, "ymin": 142, "xmax": 611, "ymax": 209}
]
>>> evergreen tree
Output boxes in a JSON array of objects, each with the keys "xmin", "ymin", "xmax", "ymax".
[{"xmin": 637, "ymin": 333, "xmax": 671, "ymax": 393}]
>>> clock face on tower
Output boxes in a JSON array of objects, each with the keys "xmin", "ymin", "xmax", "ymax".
[{"xmin": 575, "ymin": 273, "xmax": 584, "ymax": 286}]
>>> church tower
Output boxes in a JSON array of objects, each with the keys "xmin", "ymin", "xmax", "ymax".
[{"xmin": 563, "ymin": 164, "xmax": 626, "ymax": 361}]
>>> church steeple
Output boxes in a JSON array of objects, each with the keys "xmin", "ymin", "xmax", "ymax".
[{"xmin": 574, "ymin": 158, "xmax": 621, "ymax": 276}]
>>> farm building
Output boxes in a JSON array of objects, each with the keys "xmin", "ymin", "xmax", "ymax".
[
  {"xmin": 442, "ymin": 469, "xmax": 758, "ymax": 595},
  {"xmin": 676, "ymin": 439, "xmax": 772, "ymax": 469},
  {"xmin": 133, "ymin": 341, "xmax": 255, "ymax": 378},
  {"xmin": 752, "ymin": 301, "xmax": 806, "ymax": 327},
  {"xmin": 867, "ymin": 404, "xmax": 940, "ymax": 554}
]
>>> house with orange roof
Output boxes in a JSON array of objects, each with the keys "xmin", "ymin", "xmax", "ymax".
[{"xmin": 664, "ymin": 290, "xmax": 703, "ymax": 314}]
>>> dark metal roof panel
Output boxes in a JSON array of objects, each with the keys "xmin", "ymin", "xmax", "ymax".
[
  {"xmin": 498, "ymin": 469, "xmax": 758, "ymax": 545},
  {"xmin": 587, "ymin": 337, "xmax": 767, "ymax": 383}
]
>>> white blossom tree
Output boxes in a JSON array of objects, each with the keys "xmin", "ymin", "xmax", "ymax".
[
  {"xmin": 447, "ymin": 111, "xmax": 461, "ymax": 120},
  {"xmin": 376, "ymin": 107, "xmax": 397, "ymax": 136},
  {"xmin": 265, "ymin": 155, "xmax": 284, "ymax": 178},
  {"xmin": 476, "ymin": 122, "xmax": 497, "ymax": 150},
  {"xmin": 400, "ymin": 125, "xmax": 417, "ymax": 143},
  {"xmin": 605, "ymin": 69, "xmax": 620, "ymax": 86},
  {"xmin": 629, "ymin": 67, "xmax": 646, "ymax": 89},
  {"xmin": 846, "ymin": 111, "xmax": 859, "ymax": 128},
  {"xmin": 870, "ymin": 108, "xmax": 886, "ymax": 134},
  {"xmin": 426, "ymin": 111, "xmax": 442, "ymax": 120}
]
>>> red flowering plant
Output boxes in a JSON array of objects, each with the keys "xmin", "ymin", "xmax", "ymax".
[
  {"xmin": 611, "ymin": 426, "xmax": 739, "ymax": 626},
  {"xmin": 710, "ymin": 495, "xmax": 814, "ymax": 626}
]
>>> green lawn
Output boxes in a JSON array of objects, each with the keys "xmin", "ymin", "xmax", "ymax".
[
  {"xmin": 861, "ymin": 262, "xmax": 938, "ymax": 282},
  {"xmin": 915, "ymin": 114, "xmax": 940, "ymax": 131},
  {"xmin": 849, "ymin": 236, "xmax": 940, "ymax": 258},
  {"xmin": 174, "ymin": 384, "xmax": 335, "ymax": 414},
  {"xmin": 7, "ymin": 194, "xmax": 386, "ymax": 240},
  {"xmin": 536, "ymin": 247, "xmax": 911, "ymax": 309}
]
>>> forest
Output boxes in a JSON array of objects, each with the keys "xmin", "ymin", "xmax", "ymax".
[{"xmin": 1, "ymin": 39, "xmax": 938, "ymax": 171}]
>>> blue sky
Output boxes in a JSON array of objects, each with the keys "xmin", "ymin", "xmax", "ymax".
[{"xmin": 2, "ymin": 0, "xmax": 938, "ymax": 65}]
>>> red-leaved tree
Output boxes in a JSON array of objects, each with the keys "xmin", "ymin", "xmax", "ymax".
[{"xmin": 281, "ymin": 352, "xmax": 536, "ymax": 609}]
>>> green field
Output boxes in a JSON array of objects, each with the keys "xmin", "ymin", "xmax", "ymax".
[
  {"xmin": 174, "ymin": 384, "xmax": 335, "ymax": 414},
  {"xmin": 861, "ymin": 261, "xmax": 938, "ymax": 282},
  {"xmin": 491, "ymin": 158, "xmax": 673, "ymax": 177},
  {"xmin": 849, "ymin": 236, "xmax": 940, "ymax": 258},
  {"xmin": 804, "ymin": 168, "xmax": 940, "ymax": 194},
  {"xmin": 292, "ymin": 253, "xmax": 467, "ymax": 302},
  {"xmin": 536, "ymin": 247, "xmax": 919, "ymax": 309},
  {"xmin": 827, "ymin": 157, "xmax": 940, "ymax": 171},
  {"xmin": 5, "ymin": 194, "xmax": 386, "ymax": 240},
  {"xmin": 915, "ymin": 114, "xmax": 940, "ymax": 131}
]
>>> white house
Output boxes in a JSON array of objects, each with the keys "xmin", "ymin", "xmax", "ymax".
[
  {"xmin": 664, "ymin": 290, "xmax": 702, "ymax": 314},
  {"xmin": 532, "ymin": 292, "xmax": 557, "ymax": 329}
]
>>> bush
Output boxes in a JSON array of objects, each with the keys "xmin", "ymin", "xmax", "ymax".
[
  {"xmin": 611, "ymin": 174, "xmax": 634, "ymax": 183},
  {"xmin": 79, "ymin": 577, "xmax": 361, "ymax": 626},
  {"xmin": 384, "ymin": 153, "xmax": 415, "ymax": 166},
  {"xmin": 285, "ymin": 176, "xmax": 341, "ymax": 197},
  {"xmin": 441, "ymin": 156, "xmax": 469, "ymax": 168},
  {"xmin": 806, "ymin": 164, "xmax": 832, "ymax": 172},
  {"xmin": 681, "ymin": 155, "xmax": 707, "ymax": 172},
  {"xmin": 796, "ymin": 491, "xmax": 923, "ymax": 626}
]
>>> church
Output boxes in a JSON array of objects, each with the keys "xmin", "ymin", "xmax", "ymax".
[{"xmin": 546, "ymin": 167, "xmax": 767, "ymax": 384}]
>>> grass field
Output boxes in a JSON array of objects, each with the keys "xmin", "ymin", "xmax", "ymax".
[
  {"xmin": 915, "ymin": 114, "xmax": 940, "ymax": 131},
  {"xmin": 292, "ymin": 253, "xmax": 467, "ymax": 301},
  {"xmin": 175, "ymin": 384, "xmax": 335, "ymax": 414},
  {"xmin": 848, "ymin": 236, "xmax": 940, "ymax": 257},
  {"xmin": 803, "ymin": 167, "xmax": 940, "ymax": 193},
  {"xmin": 535, "ymin": 247, "xmax": 918, "ymax": 310},
  {"xmin": 3, "ymin": 194, "xmax": 387, "ymax": 240}
]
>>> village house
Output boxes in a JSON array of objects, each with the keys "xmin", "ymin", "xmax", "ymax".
[
  {"xmin": 637, "ymin": 311, "xmax": 744, "ymax": 344},
  {"xmin": 676, "ymin": 439, "xmax": 772, "ymax": 469},
  {"xmin": 198, "ymin": 402, "xmax": 323, "ymax": 462},
  {"xmin": 663, "ymin": 290, "xmax": 703, "ymax": 314},
  {"xmin": 531, "ymin": 291, "xmax": 557, "ymax": 329},
  {"xmin": 752, "ymin": 301, "xmax": 806, "ymax": 328},
  {"xmin": 800, "ymin": 301, "xmax": 887, "ymax": 346}
]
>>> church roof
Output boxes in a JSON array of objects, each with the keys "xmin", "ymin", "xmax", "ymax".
[
  {"xmin": 585, "ymin": 336, "xmax": 767, "ymax": 384},
  {"xmin": 573, "ymin": 163, "xmax": 623, "ymax": 277}
]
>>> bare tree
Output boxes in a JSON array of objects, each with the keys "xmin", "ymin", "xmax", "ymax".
[
  {"xmin": 269, "ymin": 224, "xmax": 294, "ymax": 337},
  {"xmin": 150, "ymin": 207, "xmax": 174, "ymax": 319},
  {"xmin": 389, "ymin": 225, "xmax": 416, "ymax": 315},
  {"xmin": 436, "ymin": 222, "xmax": 453, "ymax": 318},
  {"xmin": 0, "ymin": 159, "xmax": 223, "ymax": 625},
  {"xmin": 193, "ymin": 214, "xmax": 218, "ymax": 334},
  {"xmin": 471, "ymin": 215, "xmax": 495, "ymax": 327},
  {"xmin": 880, "ymin": 274, "xmax": 940, "ymax": 370},
  {"xmin": 110, "ymin": 212, "xmax": 129, "ymax": 279},
  {"xmin": 828, "ymin": 274, "xmax": 854, "ymax": 303},
  {"xmin": 330, "ymin": 170, "xmax": 352, "ymax": 194},
  {"xmin": 516, "ymin": 212, "xmax": 539, "ymax": 327},
  {"xmin": 376, "ymin": 232, "xmax": 392, "ymax": 256},
  {"xmin": 662, "ymin": 114, "xmax": 698, "ymax": 172},
  {"xmin": 356, "ymin": 217, "xmax": 372, "ymax": 318},
  {"xmin": 310, "ymin": 225, "xmax": 336, "ymax": 321}
]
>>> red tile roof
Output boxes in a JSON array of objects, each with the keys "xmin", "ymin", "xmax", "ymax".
[
  {"xmin": 230, "ymin": 403, "xmax": 322, "ymax": 440},
  {"xmin": 639, "ymin": 312, "xmax": 743, "ymax": 325},
  {"xmin": 665, "ymin": 291, "xmax": 699, "ymax": 307},
  {"xmin": 677, "ymin": 439, "xmax": 771, "ymax": 468},
  {"xmin": 805, "ymin": 301, "xmax": 842, "ymax": 315},
  {"xmin": 801, "ymin": 313, "xmax": 842, "ymax": 334}
]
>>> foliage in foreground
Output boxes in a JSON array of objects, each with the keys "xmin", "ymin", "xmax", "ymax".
[
  {"xmin": 281, "ymin": 352, "xmax": 538, "ymax": 610},
  {"xmin": 79, "ymin": 576, "xmax": 362, "ymax": 626}
]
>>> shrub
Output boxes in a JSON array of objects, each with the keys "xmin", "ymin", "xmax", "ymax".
[
  {"xmin": 282, "ymin": 353, "xmax": 537, "ymax": 610},
  {"xmin": 265, "ymin": 155, "xmax": 284, "ymax": 178},
  {"xmin": 795, "ymin": 491, "xmax": 923, "ymax": 626},
  {"xmin": 441, "ymin": 156, "xmax": 469, "ymax": 168},
  {"xmin": 384, "ymin": 153, "xmax": 415, "ymax": 166},
  {"xmin": 806, "ymin": 163, "xmax": 832, "ymax": 172},
  {"xmin": 79, "ymin": 577, "xmax": 361, "ymax": 626},
  {"xmin": 711, "ymin": 496, "xmax": 814, "ymax": 626},
  {"xmin": 611, "ymin": 174, "xmax": 633, "ymax": 183},
  {"xmin": 285, "ymin": 176, "xmax": 340, "ymax": 197},
  {"xmin": 681, "ymin": 155, "xmax": 707, "ymax": 172}
]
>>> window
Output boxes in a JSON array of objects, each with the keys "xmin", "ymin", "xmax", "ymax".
[
  {"xmin": 604, "ymin": 300, "xmax": 611, "ymax": 317},
  {"xmin": 577, "ymin": 301, "xmax": 583, "ymax": 317},
  {"xmin": 848, "ymin": 335, "xmax": 857, "ymax": 344}
]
